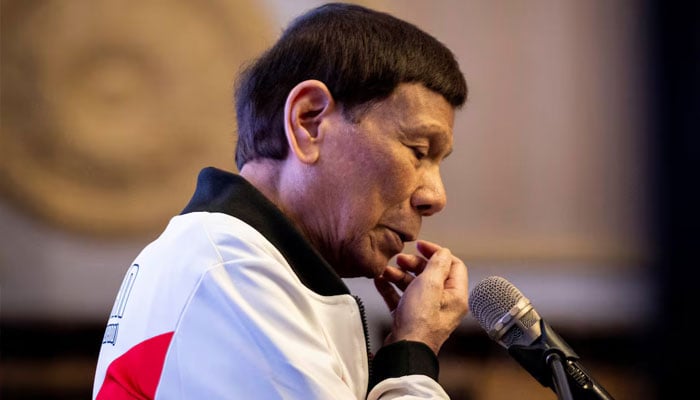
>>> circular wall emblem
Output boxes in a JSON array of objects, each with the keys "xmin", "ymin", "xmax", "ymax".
[{"xmin": 1, "ymin": 0, "xmax": 272, "ymax": 237}]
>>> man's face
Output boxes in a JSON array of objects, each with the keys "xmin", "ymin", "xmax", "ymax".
[{"xmin": 302, "ymin": 82, "xmax": 455, "ymax": 278}]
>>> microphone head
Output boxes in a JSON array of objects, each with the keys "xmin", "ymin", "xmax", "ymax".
[{"xmin": 469, "ymin": 276, "xmax": 541, "ymax": 347}]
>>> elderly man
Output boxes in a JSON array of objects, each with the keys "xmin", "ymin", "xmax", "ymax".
[{"xmin": 93, "ymin": 3, "xmax": 469, "ymax": 399}]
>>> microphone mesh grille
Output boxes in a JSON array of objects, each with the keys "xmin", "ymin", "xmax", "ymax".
[
  {"xmin": 469, "ymin": 276, "xmax": 542, "ymax": 347},
  {"xmin": 468, "ymin": 275, "xmax": 525, "ymax": 333}
]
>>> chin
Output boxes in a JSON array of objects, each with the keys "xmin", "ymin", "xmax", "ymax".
[
  {"xmin": 336, "ymin": 253, "xmax": 387, "ymax": 279},
  {"xmin": 332, "ymin": 239, "xmax": 394, "ymax": 278},
  {"xmin": 364, "ymin": 255, "xmax": 392, "ymax": 279}
]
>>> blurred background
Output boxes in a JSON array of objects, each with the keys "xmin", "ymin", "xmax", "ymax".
[{"xmin": 1, "ymin": 0, "xmax": 697, "ymax": 399}]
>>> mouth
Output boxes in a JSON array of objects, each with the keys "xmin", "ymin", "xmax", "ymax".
[
  {"xmin": 377, "ymin": 225, "xmax": 417, "ymax": 256},
  {"xmin": 387, "ymin": 227, "xmax": 417, "ymax": 244}
]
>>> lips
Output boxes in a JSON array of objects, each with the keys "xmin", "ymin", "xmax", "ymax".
[
  {"xmin": 392, "ymin": 229, "xmax": 416, "ymax": 243},
  {"xmin": 384, "ymin": 227, "xmax": 417, "ymax": 253},
  {"xmin": 382, "ymin": 230, "xmax": 403, "ymax": 255}
]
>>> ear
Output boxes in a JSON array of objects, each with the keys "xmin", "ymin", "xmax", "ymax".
[{"xmin": 284, "ymin": 80, "xmax": 334, "ymax": 164}]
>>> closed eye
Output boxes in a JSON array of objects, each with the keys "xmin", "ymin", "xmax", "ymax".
[{"xmin": 411, "ymin": 146, "xmax": 428, "ymax": 160}]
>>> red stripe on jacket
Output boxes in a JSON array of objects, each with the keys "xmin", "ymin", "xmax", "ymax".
[{"xmin": 96, "ymin": 332, "xmax": 174, "ymax": 400}]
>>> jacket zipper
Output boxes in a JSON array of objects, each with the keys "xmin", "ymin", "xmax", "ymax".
[{"xmin": 353, "ymin": 295, "xmax": 374, "ymax": 390}]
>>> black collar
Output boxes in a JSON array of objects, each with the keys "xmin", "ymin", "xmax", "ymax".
[{"xmin": 181, "ymin": 166, "xmax": 350, "ymax": 296}]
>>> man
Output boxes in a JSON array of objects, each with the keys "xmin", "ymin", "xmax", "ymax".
[{"xmin": 93, "ymin": 2, "xmax": 469, "ymax": 399}]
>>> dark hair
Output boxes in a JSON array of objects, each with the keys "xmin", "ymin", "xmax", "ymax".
[{"xmin": 234, "ymin": 2, "xmax": 468, "ymax": 169}]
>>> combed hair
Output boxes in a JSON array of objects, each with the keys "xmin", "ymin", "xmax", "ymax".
[{"xmin": 234, "ymin": 2, "xmax": 468, "ymax": 170}]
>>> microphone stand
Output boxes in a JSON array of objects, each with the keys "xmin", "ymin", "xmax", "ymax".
[
  {"xmin": 508, "ymin": 321, "xmax": 616, "ymax": 400},
  {"xmin": 547, "ymin": 352, "xmax": 574, "ymax": 400}
]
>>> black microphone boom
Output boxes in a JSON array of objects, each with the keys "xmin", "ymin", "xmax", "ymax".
[{"xmin": 468, "ymin": 276, "xmax": 615, "ymax": 400}]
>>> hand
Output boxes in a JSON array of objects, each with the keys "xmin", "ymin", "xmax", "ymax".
[{"xmin": 373, "ymin": 240, "xmax": 469, "ymax": 355}]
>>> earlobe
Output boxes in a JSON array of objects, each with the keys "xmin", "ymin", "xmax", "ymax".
[{"xmin": 284, "ymin": 80, "xmax": 334, "ymax": 164}]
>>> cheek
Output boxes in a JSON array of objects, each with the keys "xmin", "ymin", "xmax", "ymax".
[
  {"xmin": 344, "ymin": 142, "xmax": 416, "ymax": 210},
  {"xmin": 338, "ymin": 164, "xmax": 406, "ymax": 234},
  {"xmin": 376, "ymin": 158, "xmax": 416, "ymax": 202},
  {"xmin": 361, "ymin": 140, "xmax": 410, "ymax": 177}
]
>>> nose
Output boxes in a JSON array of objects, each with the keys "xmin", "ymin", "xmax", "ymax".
[{"xmin": 411, "ymin": 166, "xmax": 447, "ymax": 216}]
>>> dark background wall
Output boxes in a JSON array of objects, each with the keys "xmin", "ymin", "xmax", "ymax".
[{"xmin": 647, "ymin": 0, "xmax": 700, "ymax": 397}]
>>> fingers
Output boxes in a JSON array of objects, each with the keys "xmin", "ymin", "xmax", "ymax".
[
  {"xmin": 384, "ymin": 243, "xmax": 451, "ymax": 291},
  {"xmin": 381, "ymin": 265, "xmax": 414, "ymax": 292},
  {"xmin": 415, "ymin": 240, "xmax": 467, "ymax": 286},
  {"xmin": 395, "ymin": 253, "xmax": 427, "ymax": 274},
  {"xmin": 377, "ymin": 241, "xmax": 470, "ymax": 355},
  {"xmin": 374, "ymin": 275, "xmax": 400, "ymax": 311},
  {"xmin": 414, "ymin": 240, "xmax": 454, "ymax": 279},
  {"xmin": 415, "ymin": 239, "xmax": 442, "ymax": 259},
  {"xmin": 377, "ymin": 240, "xmax": 468, "ymax": 305},
  {"xmin": 445, "ymin": 254, "xmax": 469, "ymax": 292},
  {"xmin": 417, "ymin": 245, "xmax": 454, "ymax": 285}
]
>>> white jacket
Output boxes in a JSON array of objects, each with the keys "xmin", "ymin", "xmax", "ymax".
[{"xmin": 93, "ymin": 167, "xmax": 449, "ymax": 399}]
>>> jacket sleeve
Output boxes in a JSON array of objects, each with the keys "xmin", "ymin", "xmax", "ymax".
[{"xmin": 368, "ymin": 341, "xmax": 450, "ymax": 399}]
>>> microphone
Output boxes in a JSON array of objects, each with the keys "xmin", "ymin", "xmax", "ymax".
[{"xmin": 468, "ymin": 276, "xmax": 615, "ymax": 400}]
